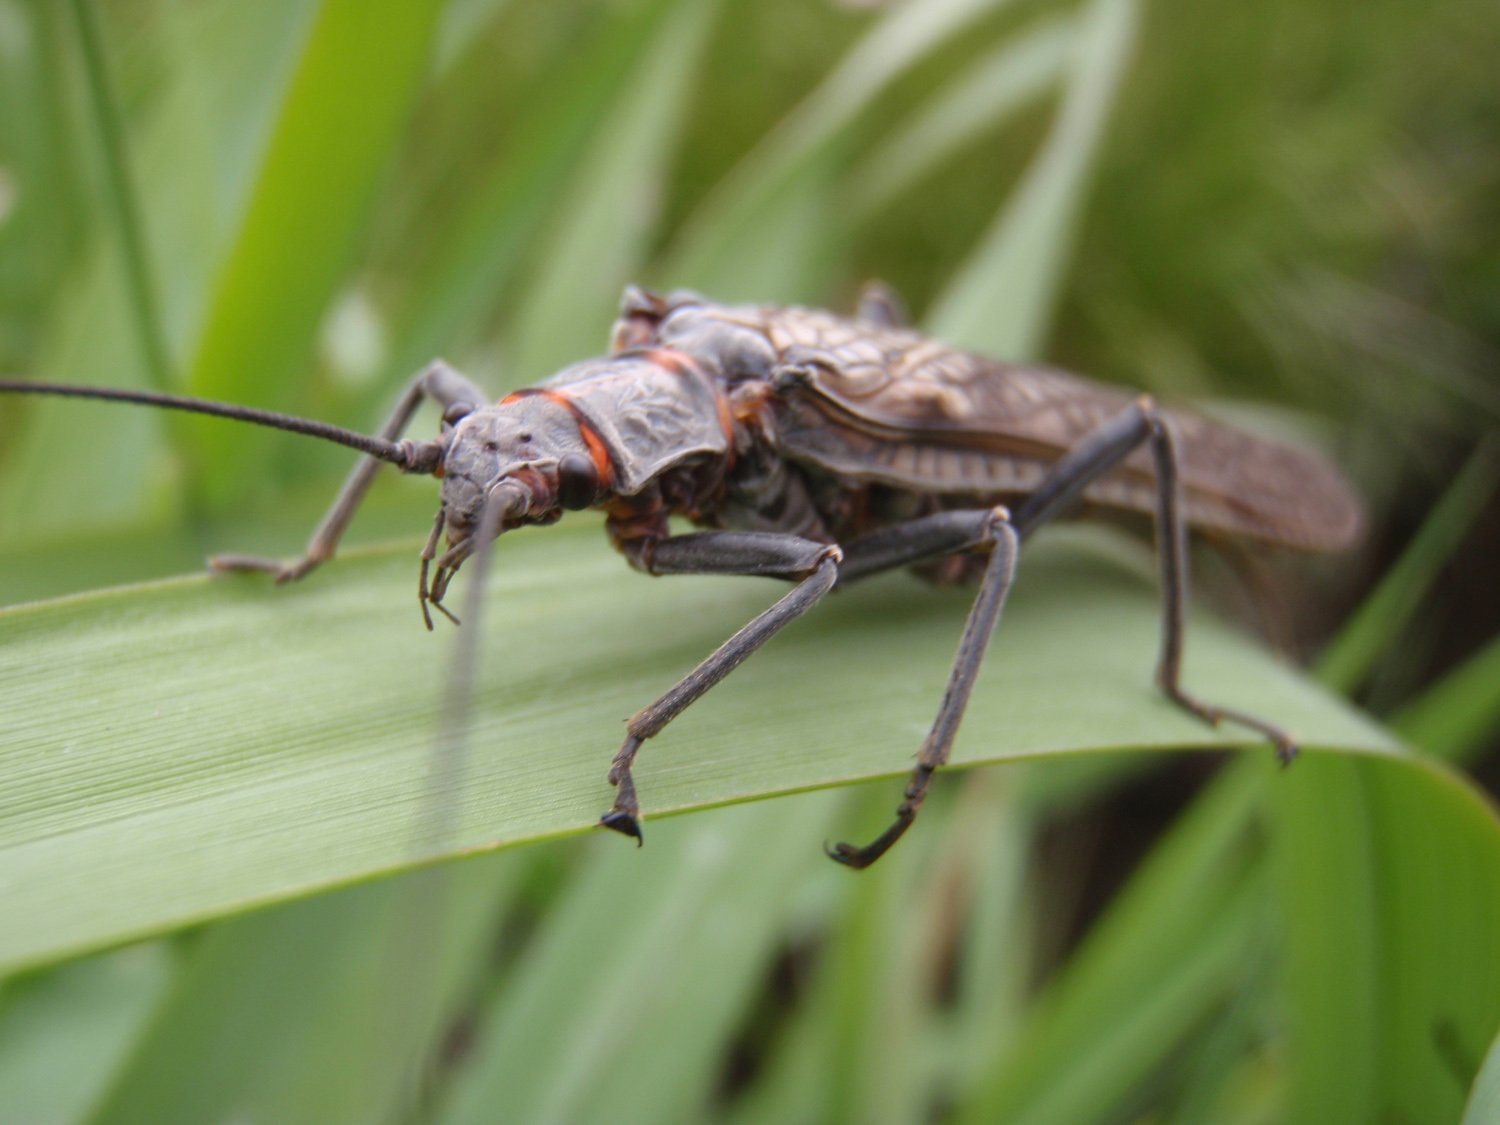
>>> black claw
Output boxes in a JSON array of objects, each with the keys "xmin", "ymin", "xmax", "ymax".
[
  {"xmin": 599, "ymin": 809, "xmax": 644, "ymax": 846},
  {"xmin": 824, "ymin": 840, "xmax": 876, "ymax": 870},
  {"xmin": 823, "ymin": 812, "xmax": 915, "ymax": 870},
  {"xmin": 1275, "ymin": 740, "xmax": 1300, "ymax": 767}
]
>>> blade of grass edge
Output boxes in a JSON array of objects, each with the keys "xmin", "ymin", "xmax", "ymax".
[
  {"xmin": 951, "ymin": 760, "xmax": 1264, "ymax": 1124},
  {"xmin": 1269, "ymin": 753, "xmax": 1380, "ymax": 1125},
  {"xmin": 1462, "ymin": 1026, "xmax": 1500, "ymax": 1125},
  {"xmin": 1271, "ymin": 752, "xmax": 1500, "ymax": 1124},
  {"xmin": 1391, "ymin": 630, "xmax": 1500, "ymax": 766},
  {"xmin": 432, "ymin": 793, "xmax": 841, "ymax": 1125},
  {"xmin": 1316, "ymin": 434, "xmax": 1500, "ymax": 695},
  {"xmin": 183, "ymin": 0, "xmax": 444, "ymax": 504},
  {"xmin": 0, "ymin": 527, "xmax": 1394, "ymax": 974},
  {"xmin": 925, "ymin": 0, "xmax": 1137, "ymax": 361},
  {"xmin": 382, "ymin": 0, "xmax": 676, "ymax": 386},
  {"xmin": 0, "ymin": 944, "xmax": 175, "ymax": 1125},
  {"xmin": 84, "ymin": 853, "xmax": 523, "ymax": 1125},
  {"xmin": 716, "ymin": 782, "xmax": 1001, "ymax": 1125},
  {"xmin": 0, "ymin": 0, "xmax": 317, "ymax": 545},
  {"xmin": 507, "ymin": 0, "xmax": 721, "ymax": 383},
  {"xmin": 843, "ymin": 15, "xmax": 1075, "ymax": 224},
  {"xmin": 666, "ymin": 0, "xmax": 1013, "ymax": 295},
  {"xmin": 65, "ymin": 0, "xmax": 172, "ymax": 391}
]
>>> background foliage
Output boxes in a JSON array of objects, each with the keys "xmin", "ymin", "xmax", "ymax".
[{"xmin": 1, "ymin": 0, "xmax": 1499, "ymax": 1122}]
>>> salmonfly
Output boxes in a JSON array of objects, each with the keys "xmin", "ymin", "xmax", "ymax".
[{"xmin": 0, "ymin": 284, "xmax": 1362, "ymax": 868}]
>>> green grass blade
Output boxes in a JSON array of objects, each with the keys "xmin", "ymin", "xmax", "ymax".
[
  {"xmin": 844, "ymin": 16, "xmax": 1075, "ymax": 223},
  {"xmin": 1162, "ymin": 956, "xmax": 1277, "ymax": 1125},
  {"xmin": 1270, "ymin": 754, "xmax": 1380, "ymax": 1123},
  {"xmin": 926, "ymin": 0, "xmax": 1138, "ymax": 360},
  {"xmin": 1363, "ymin": 758, "xmax": 1500, "ymax": 1121},
  {"xmin": 433, "ymin": 792, "xmax": 840, "ymax": 1125},
  {"xmin": 952, "ymin": 761, "xmax": 1265, "ymax": 1124},
  {"xmin": 667, "ymin": 0, "xmax": 1012, "ymax": 297},
  {"xmin": 1000, "ymin": 877, "xmax": 1265, "ymax": 1125},
  {"xmin": 432, "ymin": 0, "xmax": 513, "ymax": 76},
  {"xmin": 0, "ymin": 479, "xmax": 441, "ymax": 609},
  {"xmin": 1271, "ymin": 753, "xmax": 1500, "ymax": 1123},
  {"xmin": 1391, "ymin": 629, "xmax": 1500, "ymax": 766},
  {"xmin": 1316, "ymin": 435, "xmax": 1500, "ymax": 695},
  {"xmin": 0, "ymin": 0, "xmax": 317, "ymax": 544},
  {"xmin": 84, "ymin": 854, "xmax": 521, "ymax": 1125},
  {"xmin": 737, "ymin": 784, "xmax": 975, "ymax": 1125},
  {"xmin": 0, "ymin": 525, "xmax": 1393, "ymax": 974},
  {"xmin": 714, "ymin": 781, "xmax": 965, "ymax": 1125},
  {"xmin": 0, "ymin": 945, "xmax": 174, "ymax": 1125},
  {"xmin": 384, "ymin": 0, "xmax": 675, "ymax": 386},
  {"xmin": 182, "ymin": 0, "xmax": 444, "ymax": 504},
  {"xmin": 822, "ymin": 777, "xmax": 1031, "ymax": 1124},
  {"xmin": 0, "ymin": 267, "xmax": 160, "ymax": 543},
  {"xmin": 815, "ymin": 788, "xmax": 934, "ymax": 1125},
  {"xmin": 939, "ymin": 773, "xmax": 1033, "ymax": 1093},
  {"xmin": 1463, "ymin": 1026, "xmax": 1500, "ymax": 1125},
  {"xmin": 507, "ymin": 0, "xmax": 720, "ymax": 383},
  {"xmin": 668, "ymin": 155, "xmax": 843, "ymax": 308},
  {"xmin": 64, "ymin": 0, "xmax": 172, "ymax": 391},
  {"xmin": 0, "ymin": 1, "xmax": 88, "ymax": 373}
]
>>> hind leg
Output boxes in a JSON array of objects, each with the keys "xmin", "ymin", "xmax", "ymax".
[{"xmin": 1009, "ymin": 398, "xmax": 1297, "ymax": 760}]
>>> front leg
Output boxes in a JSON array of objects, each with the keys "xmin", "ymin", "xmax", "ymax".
[
  {"xmin": 601, "ymin": 531, "xmax": 842, "ymax": 844},
  {"xmin": 210, "ymin": 360, "xmax": 487, "ymax": 584}
]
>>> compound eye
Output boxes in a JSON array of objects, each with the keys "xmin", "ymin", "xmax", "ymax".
[
  {"xmin": 442, "ymin": 401, "xmax": 475, "ymax": 427},
  {"xmin": 556, "ymin": 452, "xmax": 599, "ymax": 511}
]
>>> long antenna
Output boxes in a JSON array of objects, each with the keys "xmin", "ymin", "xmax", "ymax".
[{"xmin": 0, "ymin": 380, "xmax": 412, "ymax": 465}]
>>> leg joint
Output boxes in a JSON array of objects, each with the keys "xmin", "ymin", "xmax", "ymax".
[
  {"xmin": 1135, "ymin": 396, "xmax": 1174, "ymax": 442},
  {"xmin": 985, "ymin": 505, "xmax": 1014, "ymax": 541}
]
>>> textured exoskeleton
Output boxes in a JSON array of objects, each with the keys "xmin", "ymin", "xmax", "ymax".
[{"xmin": 0, "ymin": 284, "xmax": 1362, "ymax": 867}]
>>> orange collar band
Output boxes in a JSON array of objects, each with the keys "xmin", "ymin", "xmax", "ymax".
[{"xmin": 500, "ymin": 388, "xmax": 617, "ymax": 492}]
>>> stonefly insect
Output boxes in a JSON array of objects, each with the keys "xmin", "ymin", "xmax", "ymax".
[{"xmin": 0, "ymin": 284, "xmax": 1361, "ymax": 868}]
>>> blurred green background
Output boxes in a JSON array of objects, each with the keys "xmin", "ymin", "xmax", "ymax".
[{"xmin": 2, "ymin": 0, "xmax": 1500, "ymax": 1121}]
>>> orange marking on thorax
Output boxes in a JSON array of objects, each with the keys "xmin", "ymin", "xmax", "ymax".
[{"xmin": 502, "ymin": 387, "xmax": 616, "ymax": 491}]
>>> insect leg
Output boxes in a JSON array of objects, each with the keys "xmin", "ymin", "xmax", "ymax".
[
  {"xmin": 1009, "ymin": 399, "xmax": 1298, "ymax": 761},
  {"xmin": 1009, "ymin": 400, "xmax": 1156, "ymax": 536},
  {"xmin": 827, "ymin": 510, "xmax": 1017, "ymax": 869},
  {"xmin": 856, "ymin": 280, "xmax": 909, "ymax": 328},
  {"xmin": 210, "ymin": 361, "xmax": 487, "ymax": 582},
  {"xmin": 601, "ymin": 532, "xmax": 842, "ymax": 844},
  {"xmin": 835, "ymin": 508, "xmax": 1002, "ymax": 585},
  {"xmin": 1144, "ymin": 414, "xmax": 1299, "ymax": 762}
]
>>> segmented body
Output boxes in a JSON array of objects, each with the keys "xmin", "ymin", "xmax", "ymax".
[
  {"xmin": 542, "ymin": 288, "xmax": 1360, "ymax": 563},
  {"xmin": 0, "ymin": 284, "xmax": 1361, "ymax": 867}
]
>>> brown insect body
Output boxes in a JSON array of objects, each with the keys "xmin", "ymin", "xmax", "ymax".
[
  {"xmin": 0, "ymin": 283, "xmax": 1363, "ymax": 868},
  {"xmin": 584, "ymin": 287, "xmax": 1360, "ymax": 560}
]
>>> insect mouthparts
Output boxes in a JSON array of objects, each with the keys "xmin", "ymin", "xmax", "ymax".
[{"xmin": 488, "ymin": 480, "xmax": 532, "ymax": 520}]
